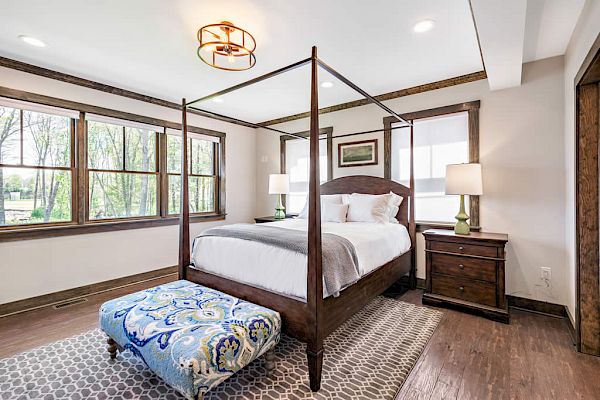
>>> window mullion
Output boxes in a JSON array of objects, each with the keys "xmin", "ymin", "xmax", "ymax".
[{"xmin": 19, "ymin": 109, "xmax": 23, "ymax": 165}]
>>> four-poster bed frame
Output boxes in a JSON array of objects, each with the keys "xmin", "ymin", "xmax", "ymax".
[{"xmin": 178, "ymin": 47, "xmax": 416, "ymax": 391}]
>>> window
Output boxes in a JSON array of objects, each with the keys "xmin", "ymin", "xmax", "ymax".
[
  {"xmin": 0, "ymin": 92, "xmax": 225, "ymax": 239},
  {"xmin": 391, "ymin": 111, "xmax": 470, "ymax": 223},
  {"xmin": 281, "ymin": 129, "xmax": 331, "ymax": 214},
  {"xmin": 0, "ymin": 103, "xmax": 75, "ymax": 227},
  {"xmin": 87, "ymin": 118, "xmax": 159, "ymax": 220},
  {"xmin": 166, "ymin": 131, "xmax": 218, "ymax": 215}
]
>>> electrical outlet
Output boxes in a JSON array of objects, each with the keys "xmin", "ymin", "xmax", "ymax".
[{"xmin": 541, "ymin": 267, "xmax": 551, "ymax": 281}]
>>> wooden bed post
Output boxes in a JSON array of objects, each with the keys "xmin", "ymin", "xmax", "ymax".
[
  {"xmin": 306, "ymin": 45, "xmax": 324, "ymax": 392},
  {"xmin": 408, "ymin": 122, "xmax": 416, "ymax": 289},
  {"xmin": 179, "ymin": 98, "xmax": 190, "ymax": 280}
]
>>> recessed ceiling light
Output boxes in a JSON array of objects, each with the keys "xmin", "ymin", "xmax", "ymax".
[
  {"xmin": 212, "ymin": 97, "xmax": 224, "ymax": 103},
  {"xmin": 413, "ymin": 19, "xmax": 435, "ymax": 33},
  {"xmin": 18, "ymin": 35, "xmax": 46, "ymax": 47},
  {"xmin": 321, "ymin": 81, "xmax": 334, "ymax": 88}
]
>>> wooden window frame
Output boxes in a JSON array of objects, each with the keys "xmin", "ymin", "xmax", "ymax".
[
  {"xmin": 165, "ymin": 136, "xmax": 221, "ymax": 217},
  {"xmin": 280, "ymin": 127, "xmax": 333, "ymax": 208},
  {"xmin": 0, "ymin": 87, "xmax": 225, "ymax": 242},
  {"xmin": 86, "ymin": 122, "xmax": 161, "ymax": 222},
  {"xmin": 0, "ymin": 109, "xmax": 77, "ymax": 230},
  {"xmin": 383, "ymin": 101, "xmax": 480, "ymax": 230}
]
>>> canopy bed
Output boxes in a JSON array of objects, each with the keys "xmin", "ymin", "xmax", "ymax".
[{"xmin": 177, "ymin": 47, "xmax": 416, "ymax": 391}]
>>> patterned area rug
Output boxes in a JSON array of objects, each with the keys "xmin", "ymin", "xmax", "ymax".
[{"xmin": 0, "ymin": 297, "xmax": 442, "ymax": 400}]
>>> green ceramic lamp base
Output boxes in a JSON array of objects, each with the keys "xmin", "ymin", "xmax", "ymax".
[
  {"xmin": 274, "ymin": 194, "xmax": 286, "ymax": 220},
  {"xmin": 454, "ymin": 194, "xmax": 470, "ymax": 235}
]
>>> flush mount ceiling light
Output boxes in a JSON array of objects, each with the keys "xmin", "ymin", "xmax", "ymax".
[
  {"xmin": 212, "ymin": 97, "xmax": 224, "ymax": 103},
  {"xmin": 197, "ymin": 21, "xmax": 256, "ymax": 71},
  {"xmin": 321, "ymin": 81, "xmax": 334, "ymax": 88},
  {"xmin": 413, "ymin": 19, "xmax": 435, "ymax": 33},
  {"xmin": 18, "ymin": 35, "xmax": 46, "ymax": 47}
]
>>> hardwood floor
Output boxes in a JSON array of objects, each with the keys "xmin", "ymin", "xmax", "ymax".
[
  {"xmin": 1, "ymin": 278, "xmax": 598, "ymax": 399},
  {"xmin": 396, "ymin": 290, "xmax": 600, "ymax": 400}
]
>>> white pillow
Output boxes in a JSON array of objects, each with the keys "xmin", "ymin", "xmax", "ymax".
[
  {"xmin": 387, "ymin": 191, "xmax": 403, "ymax": 223},
  {"xmin": 388, "ymin": 205, "xmax": 400, "ymax": 223},
  {"xmin": 322, "ymin": 203, "xmax": 349, "ymax": 223},
  {"xmin": 346, "ymin": 193, "xmax": 390, "ymax": 223},
  {"xmin": 297, "ymin": 194, "xmax": 344, "ymax": 219}
]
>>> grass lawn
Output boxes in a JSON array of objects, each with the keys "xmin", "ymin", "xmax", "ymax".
[{"xmin": 3, "ymin": 199, "xmax": 35, "ymax": 211}]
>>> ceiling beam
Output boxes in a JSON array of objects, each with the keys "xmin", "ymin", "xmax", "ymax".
[{"xmin": 469, "ymin": 0, "xmax": 527, "ymax": 90}]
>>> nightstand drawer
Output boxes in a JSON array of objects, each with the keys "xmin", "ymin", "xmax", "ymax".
[
  {"xmin": 431, "ymin": 274, "xmax": 497, "ymax": 307},
  {"xmin": 431, "ymin": 253, "xmax": 497, "ymax": 283},
  {"xmin": 429, "ymin": 240, "xmax": 498, "ymax": 258}
]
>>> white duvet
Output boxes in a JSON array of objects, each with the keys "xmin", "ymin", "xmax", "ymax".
[{"xmin": 191, "ymin": 219, "xmax": 411, "ymax": 300}]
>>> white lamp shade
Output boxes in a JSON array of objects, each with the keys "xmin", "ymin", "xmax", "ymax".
[
  {"xmin": 445, "ymin": 163, "xmax": 483, "ymax": 195},
  {"xmin": 268, "ymin": 174, "xmax": 290, "ymax": 194}
]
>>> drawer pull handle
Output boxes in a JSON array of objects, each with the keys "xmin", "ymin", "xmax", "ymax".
[
  {"xmin": 459, "ymin": 286, "xmax": 465, "ymax": 291},
  {"xmin": 458, "ymin": 246, "xmax": 464, "ymax": 251},
  {"xmin": 459, "ymin": 264, "xmax": 464, "ymax": 269}
]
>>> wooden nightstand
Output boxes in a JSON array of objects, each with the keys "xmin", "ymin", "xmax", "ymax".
[
  {"xmin": 422, "ymin": 229, "xmax": 509, "ymax": 323},
  {"xmin": 254, "ymin": 215, "xmax": 296, "ymax": 223}
]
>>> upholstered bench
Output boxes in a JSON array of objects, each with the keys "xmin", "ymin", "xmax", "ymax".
[{"xmin": 99, "ymin": 280, "xmax": 281, "ymax": 400}]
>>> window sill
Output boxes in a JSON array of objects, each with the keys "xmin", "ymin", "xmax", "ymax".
[
  {"xmin": 0, "ymin": 213, "xmax": 226, "ymax": 242},
  {"xmin": 416, "ymin": 222, "xmax": 481, "ymax": 233}
]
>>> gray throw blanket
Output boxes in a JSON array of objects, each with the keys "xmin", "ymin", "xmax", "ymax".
[{"xmin": 195, "ymin": 224, "xmax": 360, "ymax": 297}]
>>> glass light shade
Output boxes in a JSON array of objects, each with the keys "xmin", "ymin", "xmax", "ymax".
[
  {"xmin": 445, "ymin": 163, "xmax": 483, "ymax": 195},
  {"xmin": 269, "ymin": 174, "xmax": 290, "ymax": 194}
]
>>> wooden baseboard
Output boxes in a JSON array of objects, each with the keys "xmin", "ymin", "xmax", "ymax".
[
  {"xmin": 506, "ymin": 295, "xmax": 567, "ymax": 318},
  {"xmin": 565, "ymin": 306, "xmax": 577, "ymax": 346},
  {"xmin": 0, "ymin": 266, "xmax": 177, "ymax": 318},
  {"xmin": 416, "ymin": 278, "xmax": 426, "ymax": 290}
]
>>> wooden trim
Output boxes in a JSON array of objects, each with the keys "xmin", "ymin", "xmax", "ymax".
[
  {"xmin": 506, "ymin": 295, "xmax": 567, "ymax": 318},
  {"xmin": 576, "ymin": 82, "xmax": 600, "ymax": 355},
  {"xmin": 566, "ymin": 306, "xmax": 577, "ymax": 346},
  {"xmin": 0, "ymin": 86, "xmax": 224, "ymax": 138},
  {"xmin": 259, "ymin": 72, "xmax": 487, "ymax": 126},
  {"xmin": 337, "ymin": 139, "xmax": 378, "ymax": 168},
  {"xmin": 76, "ymin": 112, "xmax": 86, "ymax": 224},
  {"xmin": 384, "ymin": 101, "xmax": 481, "ymax": 226},
  {"xmin": 0, "ymin": 56, "xmax": 250, "ymax": 129},
  {"xmin": 575, "ymin": 33, "xmax": 600, "ymax": 85},
  {"xmin": 218, "ymin": 137, "xmax": 227, "ymax": 216},
  {"xmin": 0, "ymin": 213, "xmax": 225, "ymax": 242},
  {"xmin": 468, "ymin": 107, "xmax": 481, "ymax": 226},
  {"xmin": 0, "ymin": 265, "xmax": 177, "ymax": 317},
  {"xmin": 159, "ymin": 129, "xmax": 168, "ymax": 217}
]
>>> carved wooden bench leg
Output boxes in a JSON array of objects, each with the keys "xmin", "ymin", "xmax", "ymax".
[
  {"xmin": 106, "ymin": 336, "xmax": 119, "ymax": 360},
  {"xmin": 265, "ymin": 349, "xmax": 276, "ymax": 375}
]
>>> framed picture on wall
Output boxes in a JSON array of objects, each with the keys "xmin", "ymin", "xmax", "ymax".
[{"xmin": 338, "ymin": 139, "xmax": 378, "ymax": 167}]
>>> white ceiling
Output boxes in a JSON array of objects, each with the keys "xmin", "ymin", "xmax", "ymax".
[{"xmin": 0, "ymin": 0, "xmax": 585, "ymax": 123}]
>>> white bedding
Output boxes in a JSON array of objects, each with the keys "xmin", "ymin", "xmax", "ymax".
[{"xmin": 191, "ymin": 219, "xmax": 411, "ymax": 300}]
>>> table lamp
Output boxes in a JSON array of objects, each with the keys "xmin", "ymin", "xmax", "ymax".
[
  {"xmin": 269, "ymin": 174, "xmax": 289, "ymax": 219},
  {"xmin": 445, "ymin": 163, "xmax": 483, "ymax": 235}
]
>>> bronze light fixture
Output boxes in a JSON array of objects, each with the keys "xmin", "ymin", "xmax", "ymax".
[{"xmin": 197, "ymin": 21, "xmax": 256, "ymax": 71}]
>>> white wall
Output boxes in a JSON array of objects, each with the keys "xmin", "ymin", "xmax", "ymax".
[
  {"xmin": 0, "ymin": 67, "xmax": 257, "ymax": 304},
  {"xmin": 256, "ymin": 56, "xmax": 568, "ymax": 306},
  {"xmin": 563, "ymin": 0, "xmax": 600, "ymax": 322}
]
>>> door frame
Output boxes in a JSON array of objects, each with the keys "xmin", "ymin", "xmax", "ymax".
[{"xmin": 575, "ymin": 32, "xmax": 600, "ymax": 355}]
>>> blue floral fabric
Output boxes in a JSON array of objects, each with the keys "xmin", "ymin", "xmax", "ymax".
[{"xmin": 99, "ymin": 280, "xmax": 281, "ymax": 399}]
